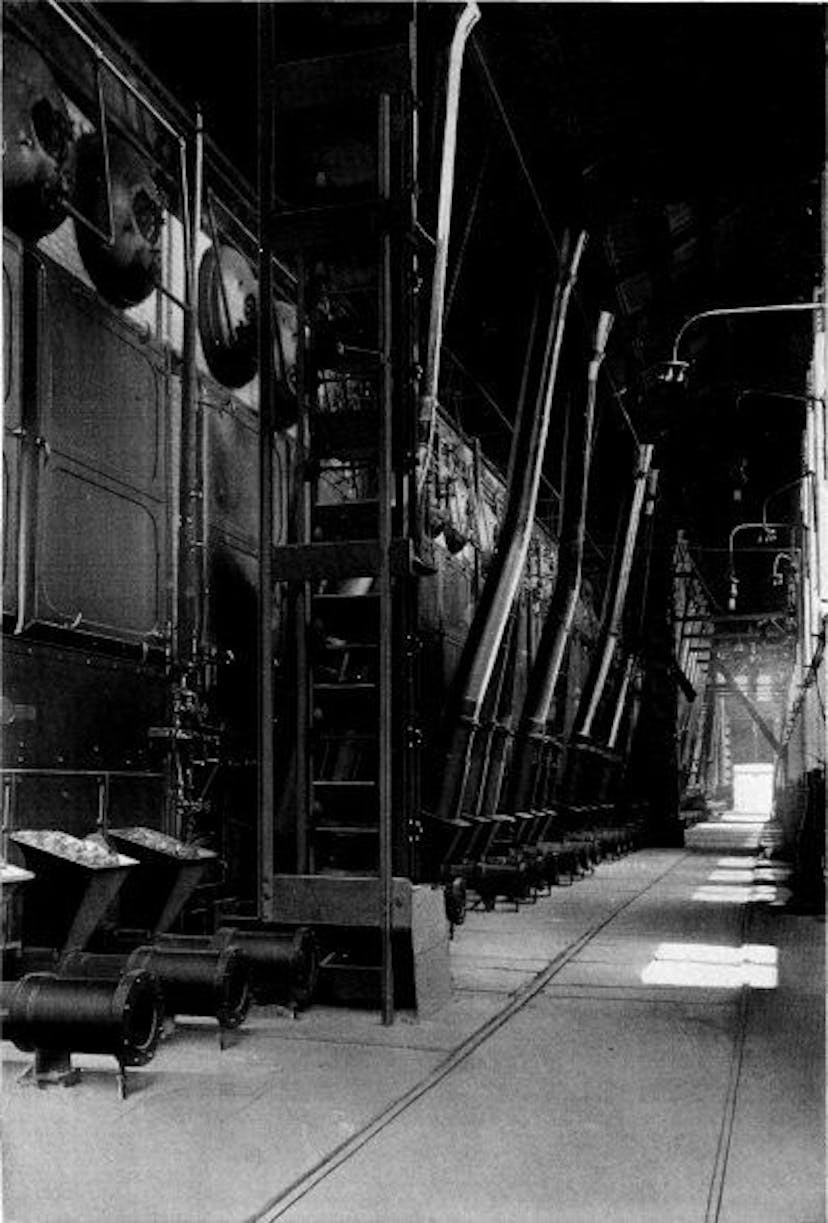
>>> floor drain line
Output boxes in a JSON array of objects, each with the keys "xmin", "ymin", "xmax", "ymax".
[{"xmin": 250, "ymin": 852, "xmax": 688, "ymax": 1222}]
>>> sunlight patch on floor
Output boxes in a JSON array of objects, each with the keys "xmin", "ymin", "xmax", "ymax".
[{"xmin": 641, "ymin": 942, "xmax": 778, "ymax": 989}]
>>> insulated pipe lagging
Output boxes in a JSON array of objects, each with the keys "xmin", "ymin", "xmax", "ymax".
[
  {"xmin": 434, "ymin": 232, "xmax": 587, "ymax": 823},
  {"xmin": 504, "ymin": 309, "xmax": 613, "ymax": 812}
]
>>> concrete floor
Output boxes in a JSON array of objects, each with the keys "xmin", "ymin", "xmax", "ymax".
[{"xmin": 2, "ymin": 835, "xmax": 824, "ymax": 1223}]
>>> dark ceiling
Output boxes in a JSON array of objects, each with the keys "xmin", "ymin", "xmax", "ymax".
[{"xmin": 98, "ymin": 2, "xmax": 824, "ymax": 606}]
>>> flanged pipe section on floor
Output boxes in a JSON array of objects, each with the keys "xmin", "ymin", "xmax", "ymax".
[
  {"xmin": 214, "ymin": 926, "xmax": 319, "ymax": 1010},
  {"xmin": 2, "ymin": 969, "xmax": 163, "ymax": 1092},
  {"xmin": 60, "ymin": 945, "xmax": 251, "ymax": 1031}
]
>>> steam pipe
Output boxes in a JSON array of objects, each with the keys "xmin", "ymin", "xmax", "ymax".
[
  {"xmin": 607, "ymin": 654, "xmax": 635, "ymax": 750},
  {"xmin": 761, "ymin": 475, "xmax": 813, "ymax": 532},
  {"xmin": 462, "ymin": 606, "xmax": 520, "ymax": 819},
  {"xmin": 474, "ymin": 610, "xmax": 521, "ymax": 817},
  {"xmin": 418, "ymin": 2, "xmax": 481, "ymax": 498},
  {"xmin": 434, "ymin": 231, "xmax": 587, "ymax": 823},
  {"xmin": 422, "ymin": 1, "xmax": 481, "ymax": 406},
  {"xmin": 176, "ymin": 109, "xmax": 203, "ymax": 668},
  {"xmin": 662, "ymin": 302, "xmax": 824, "ymax": 382},
  {"xmin": 727, "ymin": 520, "xmax": 797, "ymax": 608},
  {"xmin": 504, "ymin": 308, "xmax": 612, "ymax": 813},
  {"xmin": 13, "ymin": 426, "xmax": 37, "ymax": 637},
  {"xmin": 577, "ymin": 446, "xmax": 655, "ymax": 739}
]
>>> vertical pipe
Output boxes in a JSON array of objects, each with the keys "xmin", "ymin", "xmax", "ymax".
[
  {"xmin": 472, "ymin": 437, "xmax": 483, "ymax": 601},
  {"xmin": 378, "ymin": 93, "xmax": 395, "ymax": 1024},
  {"xmin": 257, "ymin": 6, "xmax": 276, "ymax": 919},
  {"xmin": 177, "ymin": 115, "xmax": 202, "ymax": 669},
  {"xmin": 422, "ymin": 2, "xmax": 481, "ymax": 407},
  {"xmin": 293, "ymin": 256, "xmax": 310, "ymax": 876},
  {"xmin": 13, "ymin": 424, "xmax": 36, "ymax": 638},
  {"xmin": 578, "ymin": 445, "xmax": 654, "ymax": 738},
  {"xmin": 418, "ymin": 3, "xmax": 481, "ymax": 503},
  {"xmin": 1, "ymin": 776, "xmax": 12, "ymax": 859}
]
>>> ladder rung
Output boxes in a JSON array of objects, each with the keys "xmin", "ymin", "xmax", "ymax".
[
  {"xmin": 266, "ymin": 200, "xmax": 391, "ymax": 253},
  {"xmin": 312, "ymin": 409, "xmax": 380, "ymax": 459},
  {"xmin": 316, "ymin": 731, "xmax": 377, "ymax": 741},
  {"xmin": 314, "ymin": 826, "xmax": 380, "ymax": 836},
  {"xmin": 314, "ymin": 682, "xmax": 377, "ymax": 692},
  {"xmin": 317, "ymin": 641, "xmax": 378, "ymax": 653},
  {"xmin": 313, "ymin": 780, "xmax": 377, "ymax": 788},
  {"xmin": 313, "ymin": 501, "xmax": 379, "ymax": 542},
  {"xmin": 313, "ymin": 591, "xmax": 380, "ymax": 604},
  {"xmin": 274, "ymin": 538, "xmax": 419, "ymax": 582},
  {"xmin": 274, "ymin": 540, "xmax": 380, "ymax": 582}
]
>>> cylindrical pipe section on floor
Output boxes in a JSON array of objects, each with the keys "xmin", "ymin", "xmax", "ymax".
[
  {"xmin": 214, "ymin": 926, "xmax": 319, "ymax": 1011},
  {"xmin": 158, "ymin": 924, "xmax": 320, "ymax": 1010},
  {"xmin": 127, "ymin": 945, "xmax": 250, "ymax": 1029},
  {"xmin": 3, "ymin": 970, "xmax": 163, "ymax": 1067},
  {"xmin": 60, "ymin": 945, "xmax": 251, "ymax": 1029}
]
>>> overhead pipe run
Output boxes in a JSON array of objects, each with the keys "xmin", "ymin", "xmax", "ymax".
[
  {"xmin": 660, "ymin": 301, "xmax": 824, "ymax": 384},
  {"xmin": 727, "ymin": 520, "xmax": 798, "ymax": 610},
  {"xmin": 504, "ymin": 309, "xmax": 613, "ymax": 815},
  {"xmin": 434, "ymin": 231, "xmax": 587, "ymax": 824}
]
